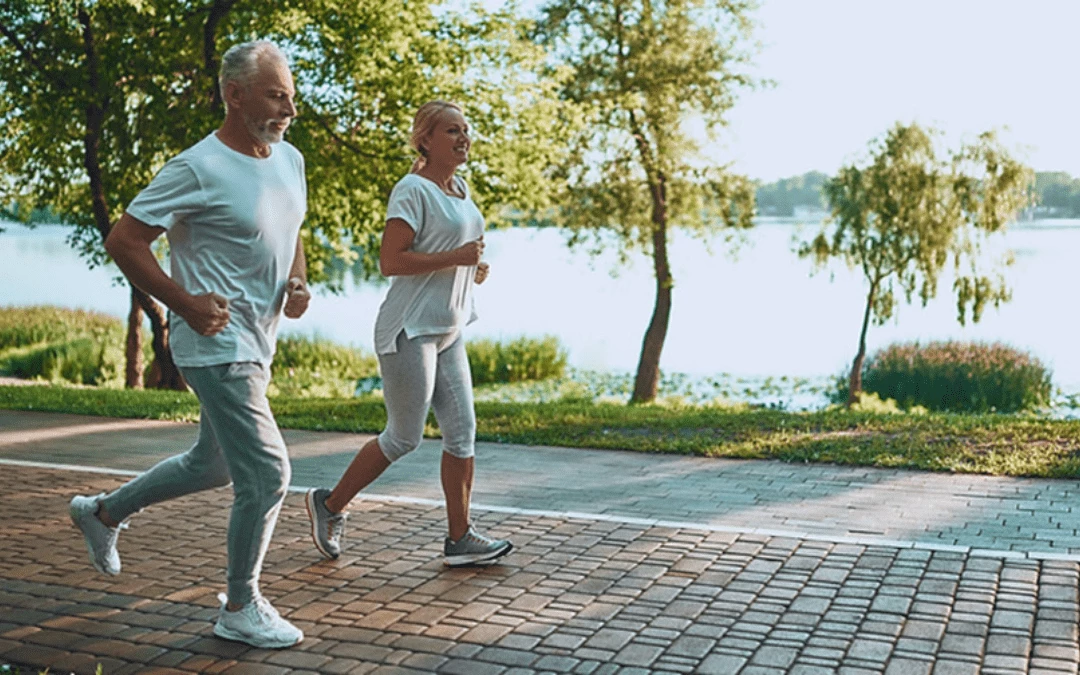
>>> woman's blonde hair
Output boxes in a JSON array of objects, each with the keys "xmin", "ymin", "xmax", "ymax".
[{"xmin": 409, "ymin": 100, "xmax": 465, "ymax": 173}]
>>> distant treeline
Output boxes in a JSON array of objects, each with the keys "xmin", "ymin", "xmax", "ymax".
[
  {"xmin": 1, "ymin": 203, "xmax": 64, "ymax": 224},
  {"xmin": 754, "ymin": 172, "xmax": 828, "ymax": 217},
  {"xmin": 756, "ymin": 171, "xmax": 1080, "ymax": 218},
  {"xmin": 1031, "ymin": 172, "xmax": 1080, "ymax": 217}
]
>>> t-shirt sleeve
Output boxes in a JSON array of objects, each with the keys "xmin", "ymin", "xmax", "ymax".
[
  {"xmin": 386, "ymin": 178, "xmax": 424, "ymax": 233},
  {"xmin": 124, "ymin": 158, "xmax": 205, "ymax": 231}
]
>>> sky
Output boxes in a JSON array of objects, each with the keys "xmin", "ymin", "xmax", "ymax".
[{"xmin": 715, "ymin": 0, "xmax": 1080, "ymax": 182}]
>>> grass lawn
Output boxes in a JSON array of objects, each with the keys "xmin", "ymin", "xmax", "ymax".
[{"xmin": 2, "ymin": 384, "xmax": 1079, "ymax": 478}]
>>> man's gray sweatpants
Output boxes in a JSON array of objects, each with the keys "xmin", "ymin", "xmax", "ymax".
[{"xmin": 100, "ymin": 362, "xmax": 290, "ymax": 606}]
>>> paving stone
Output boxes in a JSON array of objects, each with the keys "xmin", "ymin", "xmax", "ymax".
[{"xmin": 0, "ymin": 434, "xmax": 1076, "ymax": 675}]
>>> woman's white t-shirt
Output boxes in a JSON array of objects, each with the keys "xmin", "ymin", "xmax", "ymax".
[{"xmin": 373, "ymin": 173, "xmax": 484, "ymax": 355}]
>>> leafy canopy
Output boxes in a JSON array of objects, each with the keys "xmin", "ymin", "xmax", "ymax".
[{"xmin": 801, "ymin": 123, "xmax": 1034, "ymax": 326}]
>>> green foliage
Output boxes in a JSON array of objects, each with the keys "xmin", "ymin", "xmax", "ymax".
[
  {"xmin": 533, "ymin": 0, "xmax": 762, "ymax": 400},
  {"xmin": 0, "ymin": 306, "xmax": 122, "ymax": 352},
  {"xmin": 851, "ymin": 341, "xmax": 1053, "ymax": 414},
  {"xmin": 804, "ymin": 124, "xmax": 1034, "ymax": 328},
  {"xmin": 0, "ymin": 306, "xmax": 133, "ymax": 386},
  {"xmin": 755, "ymin": 171, "xmax": 829, "ymax": 217},
  {"xmin": 800, "ymin": 123, "xmax": 1035, "ymax": 402},
  {"xmin": 269, "ymin": 335, "xmax": 377, "ymax": 398},
  {"xmin": 4, "ymin": 338, "xmax": 115, "ymax": 385},
  {"xmin": 258, "ymin": 3, "xmax": 580, "ymax": 289},
  {"xmin": 535, "ymin": 0, "xmax": 760, "ymax": 257},
  {"xmin": 466, "ymin": 335, "xmax": 568, "ymax": 385},
  {"xmin": 4, "ymin": 384, "xmax": 1080, "ymax": 478},
  {"xmin": 0, "ymin": 2, "xmax": 576, "ymax": 289}
]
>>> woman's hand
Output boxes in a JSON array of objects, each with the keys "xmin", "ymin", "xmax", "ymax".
[
  {"xmin": 474, "ymin": 262, "xmax": 490, "ymax": 285},
  {"xmin": 452, "ymin": 236, "xmax": 484, "ymax": 266}
]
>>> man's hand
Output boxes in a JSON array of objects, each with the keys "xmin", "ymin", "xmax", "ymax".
[
  {"xmin": 474, "ymin": 262, "xmax": 490, "ymax": 285},
  {"xmin": 182, "ymin": 293, "xmax": 230, "ymax": 336},
  {"xmin": 284, "ymin": 277, "xmax": 310, "ymax": 319}
]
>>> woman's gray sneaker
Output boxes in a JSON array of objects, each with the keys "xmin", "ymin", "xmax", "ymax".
[
  {"xmin": 69, "ymin": 494, "xmax": 122, "ymax": 576},
  {"xmin": 305, "ymin": 488, "xmax": 346, "ymax": 559},
  {"xmin": 444, "ymin": 525, "xmax": 513, "ymax": 567}
]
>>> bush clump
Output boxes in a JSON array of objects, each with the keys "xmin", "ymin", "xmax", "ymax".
[
  {"xmin": 0, "ymin": 306, "xmax": 129, "ymax": 386},
  {"xmin": 0, "ymin": 305, "xmax": 122, "ymax": 351},
  {"xmin": 857, "ymin": 341, "xmax": 1052, "ymax": 413},
  {"xmin": 270, "ymin": 334, "xmax": 378, "ymax": 398},
  {"xmin": 467, "ymin": 335, "xmax": 568, "ymax": 385}
]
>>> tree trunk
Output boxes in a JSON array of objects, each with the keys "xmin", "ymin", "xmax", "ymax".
[
  {"xmin": 846, "ymin": 283, "xmax": 878, "ymax": 407},
  {"xmin": 78, "ymin": 6, "xmax": 183, "ymax": 390},
  {"xmin": 203, "ymin": 0, "xmax": 237, "ymax": 113},
  {"xmin": 133, "ymin": 287, "xmax": 186, "ymax": 390},
  {"xmin": 631, "ymin": 174, "xmax": 672, "ymax": 403},
  {"xmin": 125, "ymin": 287, "xmax": 144, "ymax": 389}
]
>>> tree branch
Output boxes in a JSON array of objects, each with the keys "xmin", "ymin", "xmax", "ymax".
[{"xmin": 311, "ymin": 113, "xmax": 383, "ymax": 159}]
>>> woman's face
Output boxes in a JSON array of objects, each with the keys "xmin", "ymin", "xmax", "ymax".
[{"xmin": 422, "ymin": 110, "xmax": 471, "ymax": 168}]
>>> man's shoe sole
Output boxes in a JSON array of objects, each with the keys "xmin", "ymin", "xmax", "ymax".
[
  {"xmin": 305, "ymin": 490, "xmax": 339, "ymax": 560},
  {"xmin": 444, "ymin": 542, "xmax": 514, "ymax": 568},
  {"xmin": 213, "ymin": 622, "xmax": 302, "ymax": 649}
]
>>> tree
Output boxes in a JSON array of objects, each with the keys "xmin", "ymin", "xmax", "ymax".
[
  {"xmin": 799, "ymin": 123, "xmax": 1034, "ymax": 406},
  {"xmin": 533, "ymin": 0, "xmax": 761, "ymax": 403},
  {"xmin": 269, "ymin": 1, "xmax": 578, "ymax": 289},
  {"xmin": 0, "ymin": 0, "xmax": 241, "ymax": 389},
  {"xmin": 1, "ymin": 1, "xmax": 572, "ymax": 386}
]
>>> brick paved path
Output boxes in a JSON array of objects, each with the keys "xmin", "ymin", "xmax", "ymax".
[
  {"xmin": 0, "ymin": 411, "xmax": 1079, "ymax": 673},
  {"xmin": 2, "ymin": 411, "xmax": 1079, "ymax": 558}
]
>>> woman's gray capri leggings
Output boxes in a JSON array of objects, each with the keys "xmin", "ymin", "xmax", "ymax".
[{"xmin": 377, "ymin": 330, "xmax": 476, "ymax": 462}]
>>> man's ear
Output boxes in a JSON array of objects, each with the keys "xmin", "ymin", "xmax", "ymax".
[{"xmin": 224, "ymin": 80, "xmax": 244, "ymax": 111}]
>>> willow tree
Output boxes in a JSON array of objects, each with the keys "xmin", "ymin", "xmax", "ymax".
[
  {"xmin": 534, "ymin": 0, "xmax": 760, "ymax": 402},
  {"xmin": 799, "ymin": 123, "xmax": 1034, "ymax": 406}
]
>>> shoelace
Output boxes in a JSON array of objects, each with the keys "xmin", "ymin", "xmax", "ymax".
[
  {"xmin": 327, "ymin": 512, "xmax": 347, "ymax": 542},
  {"xmin": 217, "ymin": 593, "xmax": 282, "ymax": 628}
]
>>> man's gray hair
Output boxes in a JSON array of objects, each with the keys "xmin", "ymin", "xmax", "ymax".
[{"xmin": 218, "ymin": 40, "xmax": 287, "ymax": 103}]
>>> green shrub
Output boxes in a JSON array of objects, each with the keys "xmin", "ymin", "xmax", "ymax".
[
  {"xmin": 0, "ymin": 306, "xmax": 130, "ymax": 386},
  {"xmin": 852, "ymin": 341, "xmax": 1053, "ymax": 413},
  {"xmin": 0, "ymin": 305, "xmax": 123, "ymax": 351},
  {"xmin": 270, "ymin": 334, "xmax": 378, "ymax": 398},
  {"xmin": 467, "ymin": 335, "xmax": 568, "ymax": 385}
]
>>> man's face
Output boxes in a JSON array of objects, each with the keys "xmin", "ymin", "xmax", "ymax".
[{"xmin": 234, "ymin": 56, "xmax": 296, "ymax": 145}]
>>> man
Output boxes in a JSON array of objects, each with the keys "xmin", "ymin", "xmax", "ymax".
[{"xmin": 68, "ymin": 40, "xmax": 312, "ymax": 649}]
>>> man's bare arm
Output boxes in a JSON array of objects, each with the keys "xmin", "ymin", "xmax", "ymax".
[
  {"xmin": 105, "ymin": 213, "xmax": 230, "ymax": 336},
  {"xmin": 283, "ymin": 234, "xmax": 310, "ymax": 319}
]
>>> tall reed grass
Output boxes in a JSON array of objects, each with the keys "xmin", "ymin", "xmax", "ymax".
[
  {"xmin": 0, "ymin": 306, "xmax": 129, "ymax": 386},
  {"xmin": 467, "ymin": 335, "xmax": 568, "ymax": 385},
  {"xmin": 269, "ymin": 334, "xmax": 378, "ymax": 398}
]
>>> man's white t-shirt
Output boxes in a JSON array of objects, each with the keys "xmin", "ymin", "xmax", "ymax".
[
  {"xmin": 125, "ymin": 133, "xmax": 307, "ymax": 368},
  {"xmin": 373, "ymin": 173, "xmax": 483, "ymax": 355}
]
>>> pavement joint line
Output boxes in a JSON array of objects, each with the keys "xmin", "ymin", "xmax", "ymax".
[{"xmin": 5, "ymin": 456, "xmax": 1080, "ymax": 563}]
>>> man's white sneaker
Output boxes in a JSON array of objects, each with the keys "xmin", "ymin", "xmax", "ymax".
[
  {"xmin": 69, "ymin": 494, "xmax": 121, "ymax": 576},
  {"xmin": 213, "ymin": 593, "xmax": 303, "ymax": 649}
]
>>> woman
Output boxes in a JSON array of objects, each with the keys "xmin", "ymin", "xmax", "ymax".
[{"xmin": 305, "ymin": 100, "xmax": 512, "ymax": 567}]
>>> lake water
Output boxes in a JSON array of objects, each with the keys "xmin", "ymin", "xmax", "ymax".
[{"xmin": 2, "ymin": 219, "xmax": 1079, "ymax": 395}]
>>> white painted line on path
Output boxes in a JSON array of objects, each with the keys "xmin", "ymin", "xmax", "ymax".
[{"xmin": 5, "ymin": 457, "xmax": 1077, "ymax": 563}]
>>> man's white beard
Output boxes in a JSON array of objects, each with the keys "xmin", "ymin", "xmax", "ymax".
[{"xmin": 245, "ymin": 113, "xmax": 287, "ymax": 145}]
